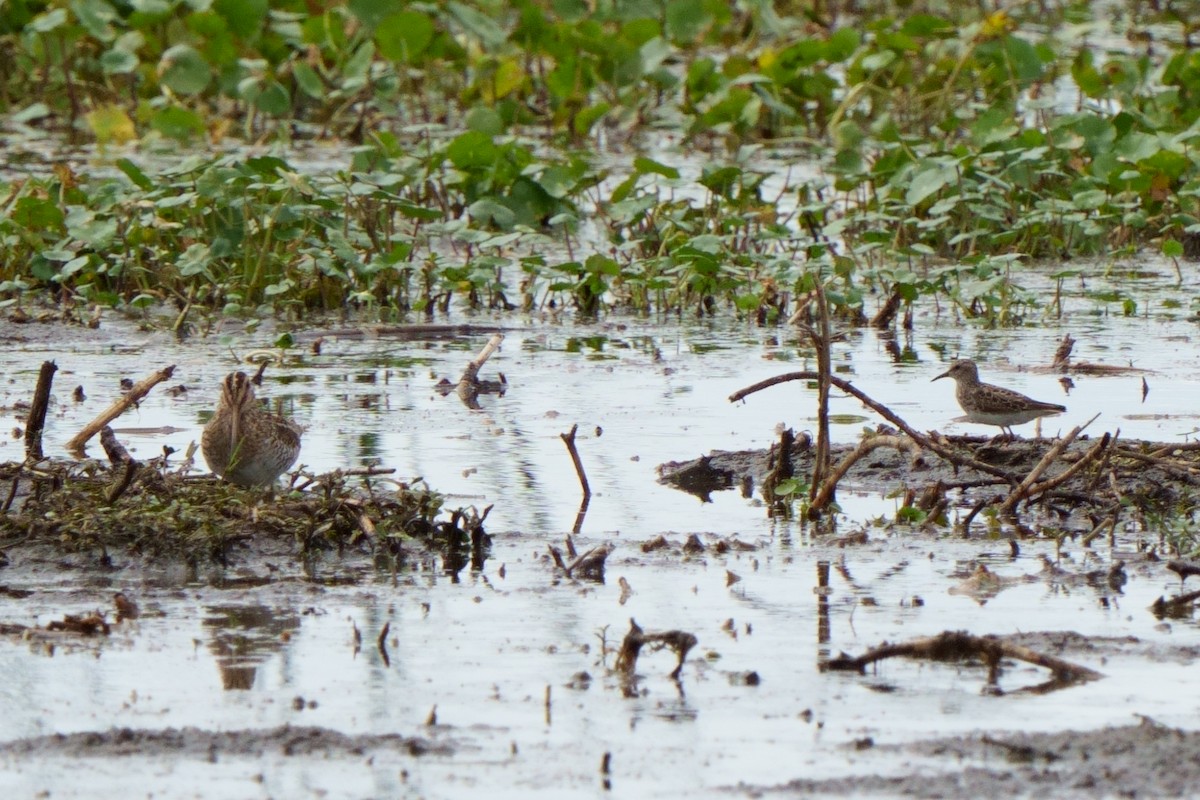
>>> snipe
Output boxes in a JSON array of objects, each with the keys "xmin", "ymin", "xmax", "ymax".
[{"xmin": 201, "ymin": 371, "xmax": 302, "ymax": 487}]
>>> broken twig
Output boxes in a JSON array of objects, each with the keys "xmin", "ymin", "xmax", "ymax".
[
  {"xmin": 997, "ymin": 416, "xmax": 1098, "ymax": 515},
  {"xmin": 560, "ymin": 424, "xmax": 592, "ymax": 500},
  {"xmin": 456, "ymin": 333, "xmax": 504, "ymax": 407},
  {"xmin": 823, "ymin": 630, "xmax": 1101, "ymax": 685},
  {"xmin": 24, "ymin": 360, "xmax": 57, "ymax": 461},
  {"xmin": 614, "ymin": 618, "xmax": 697, "ymax": 681},
  {"xmin": 66, "ymin": 365, "xmax": 176, "ymax": 454},
  {"xmin": 811, "ymin": 433, "xmax": 921, "ymax": 514}
]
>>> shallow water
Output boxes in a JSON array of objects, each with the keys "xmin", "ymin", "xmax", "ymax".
[{"xmin": 0, "ymin": 277, "xmax": 1199, "ymax": 797}]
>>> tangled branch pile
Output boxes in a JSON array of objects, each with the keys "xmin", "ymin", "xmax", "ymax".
[{"xmin": 0, "ymin": 456, "xmax": 490, "ymax": 568}]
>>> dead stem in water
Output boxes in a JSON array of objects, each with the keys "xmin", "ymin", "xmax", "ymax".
[
  {"xmin": 614, "ymin": 618, "xmax": 698, "ymax": 683},
  {"xmin": 823, "ymin": 630, "xmax": 1102, "ymax": 691}
]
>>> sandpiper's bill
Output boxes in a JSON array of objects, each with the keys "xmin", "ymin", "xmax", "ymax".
[{"xmin": 932, "ymin": 359, "xmax": 1065, "ymax": 438}]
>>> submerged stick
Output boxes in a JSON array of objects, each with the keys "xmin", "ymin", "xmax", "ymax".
[
  {"xmin": 548, "ymin": 541, "xmax": 611, "ymax": 581},
  {"xmin": 870, "ymin": 287, "xmax": 903, "ymax": 329},
  {"xmin": 457, "ymin": 333, "xmax": 504, "ymax": 404},
  {"xmin": 614, "ymin": 618, "xmax": 698, "ymax": 681},
  {"xmin": 823, "ymin": 630, "xmax": 1102, "ymax": 683},
  {"xmin": 571, "ymin": 496, "xmax": 590, "ymax": 536},
  {"xmin": 810, "ymin": 434, "xmax": 920, "ymax": 514},
  {"xmin": 560, "ymin": 424, "xmax": 592, "ymax": 500},
  {"xmin": 99, "ymin": 425, "xmax": 133, "ymax": 466},
  {"xmin": 762, "ymin": 427, "xmax": 795, "ymax": 507},
  {"xmin": 66, "ymin": 365, "xmax": 176, "ymax": 454},
  {"xmin": 1151, "ymin": 589, "xmax": 1200, "ymax": 617},
  {"xmin": 24, "ymin": 360, "xmax": 57, "ymax": 460},
  {"xmin": 808, "ymin": 283, "xmax": 832, "ymax": 505},
  {"xmin": 378, "ymin": 621, "xmax": 391, "ymax": 668}
]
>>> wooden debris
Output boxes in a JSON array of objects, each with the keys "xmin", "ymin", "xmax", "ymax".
[
  {"xmin": 24, "ymin": 361, "xmax": 57, "ymax": 460},
  {"xmin": 997, "ymin": 418, "xmax": 1099, "ymax": 515},
  {"xmin": 811, "ymin": 433, "xmax": 921, "ymax": 515},
  {"xmin": 614, "ymin": 618, "xmax": 697, "ymax": 681},
  {"xmin": 641, "ymin": 535, "xmax": 669, "ymax": 552},
  {"xmin": 822, "ymin": 630, "xmax": 1102, "ymax": 687},
  {"xmin": 454, "ymin": 333, "xmax": 505, "ymax": 408},
  {"xmin": 378, "ymin": 621, "xmax": 391, "ymax": 667},
  {"xmin": 560, "ymin": 424, "xmax": 591, "ymax": 500},
  {"xmin": 66, "ymin": 365, "xmax": 176, "ymax": 454},
  {"xmin": 45, "ymin": 613, "xmax": 111, "ymax": 637},
  {"xmin": 731, "ymin": 371, "xmax": 1018, "ymax": 485},
  {"xmin": 761, "ymin": 427, "xmax": 795, "ymax": 509},
  {"xmin": 1167, "ymin": 559, "xmax": 1200, "ymax": 584},
  {"xmin": 113, "ymin": 592, "xmax": 139, "ymax": 621},
  {"xmin": 1150, "ymin": 590, "xmax": 1200, "ymax": 617},
  {"xmin": 548, "ymin": 542, "xmax": 612, "ymax": 581}
]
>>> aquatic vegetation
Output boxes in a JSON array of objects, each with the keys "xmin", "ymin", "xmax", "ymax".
[{"xmin": 0, "ymin": 1, "xmax": 1196, "ymax": 324}]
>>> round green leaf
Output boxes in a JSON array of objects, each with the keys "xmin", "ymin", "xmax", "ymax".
[
  {"xmin": 101, "ymin": 48, "xmax": 139, "ymax": 75},
  {"xmin": 214, "ymin": 0, "xmax": 267, "ymax": 39},
  {"xmin": 255, "ymin": 81, "xmax": 291, "ymax": 116},
  {"xmin": 376, "ymin": 11, "xmax": 434, "ymax": 61},
  {"xmin": 292, "ymin": 61, "xmax": 324, "ymax": 99},
  {"xmin": 447, "ymin": 131, "xmax": 496, "ymax": 170},
  {"xmin": 151, "ymin": 106, "xmax": 206, "ymax": 141},
  {"xmin": 464, "ymin": 106, "xmax": 503, "ymax": 136},
  {"xmin": 348, "ymin": 0, "xmax": 403, "ymax": 29},
  {"xmin": 86, "ymin": 105, "xmax": 137, "ymax": 144},
  {"xmin": 160, "ymin": 45, "xmax": 212, "ymax": 95}
]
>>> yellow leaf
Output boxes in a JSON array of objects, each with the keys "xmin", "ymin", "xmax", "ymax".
[
  {"xmin": 483, "ymin": 59, "xmax": 525, "ymax": 102},
  {"xmin": 981, "ymin": 11, "xmax": 1012, "ymax": 38},
  {"xmin": 86, "ymin": 105, "xmax": 137, "ymax": 145}
]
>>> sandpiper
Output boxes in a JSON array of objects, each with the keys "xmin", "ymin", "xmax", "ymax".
[
  {"xmin": 201, "ymin": 371, "xmax": 302, "ymax": 487},
  {"xmin": 932, "ymin": 359, "xmax": 1065, "ymax": 438}
]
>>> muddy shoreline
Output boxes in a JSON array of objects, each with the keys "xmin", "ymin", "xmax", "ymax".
[{"xmin": 0, "ymin": 315, "xmax": 1199, "ymax": 797}]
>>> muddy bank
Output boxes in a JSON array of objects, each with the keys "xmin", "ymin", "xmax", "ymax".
[
  {"xmin": 3, "ymin": 719, "xmax": 1198, "ymax": 800},
  {"xmin": 659, "ymin": 428, "xmax": 1192, "ymax": 536},
  {"xmin": 0, "ymin": 724, "xmax": 452, "ymax": 759},
  {"xmin": 746, "ymin": 720, "xmax": 1200, "ymax": 799}
]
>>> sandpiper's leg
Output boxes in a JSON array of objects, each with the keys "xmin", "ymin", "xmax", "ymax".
[{"xmin": 990, "ymin": 427, "xmax": 1015, "ymax": 444}]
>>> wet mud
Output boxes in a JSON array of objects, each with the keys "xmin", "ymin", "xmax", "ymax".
[
  {"xmin": 0, "ymin": 724, "xmax": 452, "ymax": 760},
  {"xmin": 1, "ymin": 309, "xmax": 1200, "ymax": 797},
  {"xmin": 659, "ymin": 429, "xmax": 1193, "ymax": 537},
  {"xmin": 754, "ymin": 720, "xmax": 1200, "ymax": 799}
]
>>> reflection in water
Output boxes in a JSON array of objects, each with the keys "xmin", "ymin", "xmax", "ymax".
[
  {"xmin": 203, "ymin": 605, "xmax": 300, "ymax": 691},
  {"xmin": 356, "ymin": 431, "xmax": 381, "ymax": 461},
  {"xmin": 816, "ymin": 560, "xmax": 831, "ymax": 659}
]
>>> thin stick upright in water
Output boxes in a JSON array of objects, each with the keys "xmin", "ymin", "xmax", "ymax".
[
  {"xmin": 25, "ymin": 360, "xmax": 58, "ymax": 460},
  {"xmin": 560, "ymin": 423, "xmax": 592, "ymax": 499}
]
